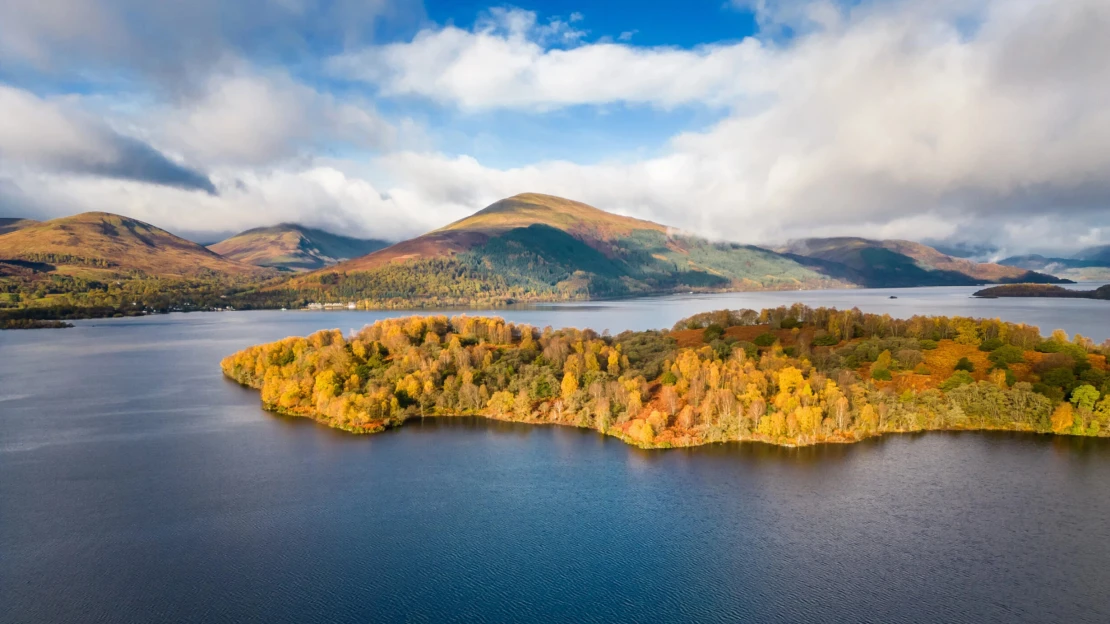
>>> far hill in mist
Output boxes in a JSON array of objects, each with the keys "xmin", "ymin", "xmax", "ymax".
[
  {"xmin": 779, "ymin": 237, "xmax": 1064, "ymax": 288},
  {"xmin": 209, "ymin": 224, "xmax": 390, "ymax": 271},
  {"xmin": 1075, "ymin": 244, "xmax": 1110, "ymax": 264},
  {"xmin": 998, "ymin": 250, "xmax": 1110, "ymax": 282}
]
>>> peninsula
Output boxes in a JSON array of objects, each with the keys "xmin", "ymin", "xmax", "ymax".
[{"xmin": 222, "ymin": 305, "xmax": 1110, "ymax": 448}]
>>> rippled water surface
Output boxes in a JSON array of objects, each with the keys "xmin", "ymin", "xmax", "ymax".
[{"xmin": 3, "ymin": 287, "xmax": 1110, "ymax": 623}]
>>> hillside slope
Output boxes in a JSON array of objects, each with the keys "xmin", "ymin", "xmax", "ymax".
[
  {"xmin": 209, "ymin": 224, "xmax": 389, "ymax": 271},
  {"xmin": 781, "ymin": 237, "xmax": 1062, "ymax": 287},
  {"xmin": 0, "ymin": 212, "xmax": 264, "ymax": 277},
  {"xmin": 295, "ymin": 193, "xmax": 845, "ymax": 304}
]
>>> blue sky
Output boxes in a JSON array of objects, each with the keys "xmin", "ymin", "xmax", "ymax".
[
  {"xmin": 424, "ymin": 1, "xmax": 762, "ymax": 46},
  {"xmin": 0, "ymin": 0, "xmax": 1107, "ymax": 254}
]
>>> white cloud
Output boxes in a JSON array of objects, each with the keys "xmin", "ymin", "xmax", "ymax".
[
  {"xmin": 0, "ymin": 85, "xmax": 215, "ymax": 193},
  {"xmin": 328, "ymin": 7, "xmax": 764, "ymax": 110},
  {"xmin": 0, "ymin": 0, "xmax": 424, "ymax": 82},
  {"xmin": 731, "ymin": 0, "xmax": 837, "ymax": 31},
  {"xmin": 159, "ymin": 66, "xmax": 402, "ymax": 166},
  {"xmin": 3, "ymin": 165, "xmax": 429, "ymax": 242}
]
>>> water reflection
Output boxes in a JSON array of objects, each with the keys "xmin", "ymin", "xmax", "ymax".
[{"xmin": 4, "ymin": 293, "xmax": 1110, "ymax": 623}]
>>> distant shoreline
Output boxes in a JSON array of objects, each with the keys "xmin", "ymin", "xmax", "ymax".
[{"xmin": 974, "ymin": 284, "xmax": 1110, "ymax": 300}]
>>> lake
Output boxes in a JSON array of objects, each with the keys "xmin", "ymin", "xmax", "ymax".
[{"xmin": 3, "ymin": 286, "xmax": 1110, "ymax": 623}]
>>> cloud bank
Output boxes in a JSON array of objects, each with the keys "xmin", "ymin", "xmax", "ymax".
[{"xmin": 0, "ymin": 86, "xmax": 216, "ymax": 193}]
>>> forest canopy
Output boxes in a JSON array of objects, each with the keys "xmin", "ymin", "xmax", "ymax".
[{"xmin": 222, "ymin": 305, "xmax": 1110, "ymax": 448}]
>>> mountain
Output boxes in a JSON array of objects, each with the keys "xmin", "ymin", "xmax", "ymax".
[
  {"xmin": 0, "ymin": 218, "xmax": 37, "ymax": 236},
  {"xmin": 1074, "ymin": 244, "xmax": 1110, "ymax": 264},
  {"xmin": 293, "ymin": 193, "xmax": 846, "ymax": 304},
  {"xmin": 998, "ymin": 254, "xmax": 1110, "ymax": 282},
  {"xmin": 779, "ymin": 237, "xmax": 1063, "ymax": 287},
  {"xmin": 208, "ymin": 224, "xmax": 390, "ymax": 271},
  {"xmin": 0, "ymin": 212, "xmax": 264, "ymax": 277}
]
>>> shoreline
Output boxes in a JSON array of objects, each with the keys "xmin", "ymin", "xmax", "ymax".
[{"xmin": 253, "ymin": 393, "xmax": 1065, "ymax": 450}]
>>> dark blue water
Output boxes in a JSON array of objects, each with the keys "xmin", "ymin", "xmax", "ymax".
[{"xmin": 3, "ymin": 289, "xmax": 1110, "ymax": 623}]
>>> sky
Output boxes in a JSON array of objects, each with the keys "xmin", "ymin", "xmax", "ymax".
[{"xmin": 0, "ymin": 0, "xmax": 1108, "ymax": 256}]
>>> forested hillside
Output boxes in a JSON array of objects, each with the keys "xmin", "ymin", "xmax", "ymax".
[{"xmin": 0, "ymin": 212, "xmax": 278, "ymax": 326}]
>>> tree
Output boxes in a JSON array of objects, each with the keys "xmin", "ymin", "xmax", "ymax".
[
  {"xmin": 314, "ymin": 370, "xmax": 340, "ymax": 399},
  {"xmin": 1070, "ymin": 385, "xmax": 1100, "ymax": 413},
  {"xmin": 941, "ymin": 371, "xmax": 974, "ymax": 390},
  {"xmin": 988, "ymin": 345, "xmax": 1024, "ymax": 367},
  {"xmin": 1051, "ymin": 403, "xmax": 1074, "ymax": 434},
  {"xmin": 514, "ymin": 389, "xmax": 532, "ymax": 418},
  {"xmin": 627, "ymin": 419, "xmax": 654, "ymax": 445},
  {"xmin": 488, "ymin": 391, "xmax": 515, "ymax": 417},
  {"xmin": 703, "ymin": 323, "xmax": 725, "ymax": 341},
  {"xmin": 871, "ymin": 368, "xmax": 893, "ymax": 381},
  {"xmin": 561, "ymin": 371, "xmax": 578, "ymax": 401},
  {"xmin": 753, "ymin": 333, "xmax": 777, "ymax": 347}
]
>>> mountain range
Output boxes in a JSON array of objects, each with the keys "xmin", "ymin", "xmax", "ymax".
[
  {"xmin": 0, "ymin": 212, "xmax": 263, "ymax": 278},
  {"xmin": 289, "ymin": 193, "xmax": 1061, "ymax": 305},
  {"xmin": 0, "ymin": 193, "xmax": 1066, "ymax": 315}
]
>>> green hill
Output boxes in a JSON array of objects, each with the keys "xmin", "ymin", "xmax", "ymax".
[
  {"xmin": 209, "ymin": 224, "xmax": 390, "ymax": 271},
  {"xmin": 290, "ymin": 193, "xmax": 846, "ymax": 305}
]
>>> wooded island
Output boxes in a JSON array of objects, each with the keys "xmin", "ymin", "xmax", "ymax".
[{"xmin": 222, "ymin": 306, "xmax": 1110, "ymax": 448}]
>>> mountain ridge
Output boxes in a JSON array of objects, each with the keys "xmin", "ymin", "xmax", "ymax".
[
  {"xmin": 291, "ymin": 194, "xmax": 1061, "ymax": 306},
  {"xmin": 209, "ymin": 223, "xmax": 389, "ymax": 271}
]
